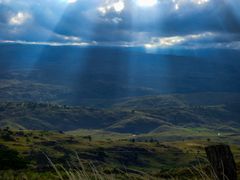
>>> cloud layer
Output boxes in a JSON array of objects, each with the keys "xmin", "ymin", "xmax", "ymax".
[{"xmin": 0, "ymin": 0, "xmax": 240, "ymax": 49}]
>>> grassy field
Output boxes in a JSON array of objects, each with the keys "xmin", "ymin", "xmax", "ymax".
[
  {"xmin": 0, "ymin": 93, "xmax": 240, "ymax": 179},
  {"xmin": 0, "ymin": 128, "xmax": 240, "ymax": 179}
]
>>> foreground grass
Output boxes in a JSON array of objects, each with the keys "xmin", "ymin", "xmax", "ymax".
[
  {"xmin": 0, "ymin": 129, "xmax": 239, "ymax": 179},
  {"xmin": 0, "ymin": 162, "xmax": 219, "ymax": 180}
]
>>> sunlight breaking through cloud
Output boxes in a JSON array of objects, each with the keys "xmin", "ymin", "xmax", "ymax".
[
  {"xmin": 67, "ymin": 0, "xmax": 77, "ymax": 4},
  {"xmin": 136, "ymin": 0, "xmax": 158, "ymax": 7},
  {"xmin": 145, "ymin": 32, "xmax": 215, "ymax": 48},
  {"xmin": 0, "ymin": 0, "xmax": 239, "ymax": 50},
  {"xmin": 172, "ymin": 0, "xmax": 210, "ymax": 10},
  {"xmin": 9, "ymin": 12, "xmax": 31, "ymax": 26},
  {"xmin": 98, "ymin": 0, "xmax": 125, "ymax": 15}
]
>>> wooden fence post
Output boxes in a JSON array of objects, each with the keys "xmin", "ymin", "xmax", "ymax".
[{"xmin": 205, "ymin": 144, "xmax": 237, "ymax": 180}]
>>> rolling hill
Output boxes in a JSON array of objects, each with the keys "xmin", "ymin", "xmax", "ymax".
[{"xmin": 1, "ymin": 92, "xmax": 240, "ymax": 134}]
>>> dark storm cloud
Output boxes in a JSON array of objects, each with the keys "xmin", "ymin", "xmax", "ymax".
[{"xmin": 0, "ymin": 0, "xmax": 240, "ymax": 49}]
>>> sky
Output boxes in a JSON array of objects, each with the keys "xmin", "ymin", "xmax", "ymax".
[{"xmin": 0, "ymin": 0, "xmax": 240, "ymax": 50}]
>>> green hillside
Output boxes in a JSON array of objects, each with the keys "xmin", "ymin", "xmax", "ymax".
[{"xmin": 1, "ymin": 92, "xmax": 240, "ymax": 134}]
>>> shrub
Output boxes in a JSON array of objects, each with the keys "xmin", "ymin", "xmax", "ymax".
[{"xmin": 0, "ymin": 145, "xmax": 28, "ymax": 170}]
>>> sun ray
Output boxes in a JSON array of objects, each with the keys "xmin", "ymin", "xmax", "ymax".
[{"xmin": 136, "ymin": 0, "xmax": 158, "ymax": 7}]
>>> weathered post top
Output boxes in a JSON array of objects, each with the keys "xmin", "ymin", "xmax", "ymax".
[{"xmin": 205, "ymin": 144, "xmax": 237, "ymax": 180}]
